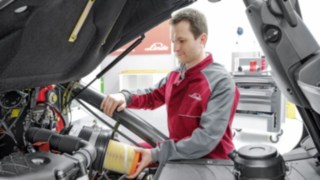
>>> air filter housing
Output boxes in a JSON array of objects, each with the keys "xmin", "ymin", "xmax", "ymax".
[{"xmin": 233, "ymin": 145, "xmax": 287, "ymax": 180}]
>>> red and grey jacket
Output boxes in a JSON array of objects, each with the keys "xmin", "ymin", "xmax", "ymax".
[{"xmin": 121, "ymin": 54, "xmax": 240, "ymax": 163}]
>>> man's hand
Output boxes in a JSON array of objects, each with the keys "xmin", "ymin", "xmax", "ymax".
[
  {"xmin": 100, "ymin": 93, "xmax": 127, "ymax": 117},
  {"xmin": 127, "ymin": 148, "xmax": 153, "ymax": 179}
]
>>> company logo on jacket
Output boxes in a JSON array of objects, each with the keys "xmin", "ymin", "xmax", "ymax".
[{"xmin": 189, "ymin": 93, "xmax": 202, "ymax": 101}]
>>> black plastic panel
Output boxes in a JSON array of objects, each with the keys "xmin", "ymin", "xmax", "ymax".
[
  {"xmin": 243, "ymin": 0, "xmax": 320, "ymax": 108},
  {"xmin": 297, "ymin": 53, "xmax": 320, "ymax": 114},
  {"xmin": 0, "ymin": 152, "xmax": 79, "ymax": 180},
  {"xmin": 157, "ymin": 159, "xmax": 235, "ymax": 180},
  {"xmin": 157, "ymin": 157, "xmax": 320, "ymax": 180}
]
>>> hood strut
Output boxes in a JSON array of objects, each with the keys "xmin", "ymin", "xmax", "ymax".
[{"xmin": 68, "ymin": 34, "xmax": 145, "ymax": 105}]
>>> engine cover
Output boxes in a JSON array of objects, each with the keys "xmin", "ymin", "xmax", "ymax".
[{"xmin": 0, "ymin": 152, "xmax": 81, "ymax": 180}]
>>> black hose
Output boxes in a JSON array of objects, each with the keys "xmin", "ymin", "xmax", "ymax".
[
  {"xmin": 76, "ymin": 99, "xmax": 141, "ymax": 147},
  {"xmin": 74, "ymin": 84, "xmax": 168, "ymax": 147},
  {"xmin": 25, "ymin": 127, "xmax": 97, "ymax": 168}
]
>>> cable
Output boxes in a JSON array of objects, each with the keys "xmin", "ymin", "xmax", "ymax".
[
  {"xmin": 97, "ymin": 170, "xmax": 110, "ymax": 180},
  {"xmin": 111, "ymin": 118, "xmax": 121, "ymax": 139},
  {"xmin": 0, "ymin": 109, "xmax": 10, "ymax": 122},
  {"xmin": 61, "ymin": 82, "xmax": 79, "ymax": 126},
  {"xmin": 46, "ymin": 103, "xmax": 68, "ymax": 130},
  {"xmin": 0, "ymin": 107, "xmax": 24, "ymax": 145},
  {"xmin": 62, "ymin": 82, "xmax": 78, "ymax": 110},
  {"xmin": 117, "ymin": 174, "xmax": 127, "ymax": 180},
  {"xmin": 0, "ymin": 125, "xmax": 18, "ymax": 145}
]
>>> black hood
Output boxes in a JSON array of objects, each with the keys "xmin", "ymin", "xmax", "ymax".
[{"xmin": 0, "ymin": 0, "xmax": 194, "ymax": 92}]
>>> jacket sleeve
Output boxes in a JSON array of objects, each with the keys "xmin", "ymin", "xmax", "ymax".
[
  {"xmin": 120, "ymin": 76, "xmax": 168, "ymax": 110},
  {"xmin": 150, "ymin": 75, "xmax": 238, "ymax": 163}
]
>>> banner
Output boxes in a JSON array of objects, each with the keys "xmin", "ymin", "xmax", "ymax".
[{"xmin": 112, "ymin": 21, "xmax": 171, "ymax": 55}]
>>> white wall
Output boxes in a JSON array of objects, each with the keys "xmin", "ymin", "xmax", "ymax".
[
  {"xmin": 189, "ymin": 0, "xmax": 261, "ymax": 72},
  {"xmin": 299, "ymin": 1, "xmax": 320, "ymax": 42},
  {"xmin": 101, "ymin": 54, "xmax": 175, "ymax": 93}
]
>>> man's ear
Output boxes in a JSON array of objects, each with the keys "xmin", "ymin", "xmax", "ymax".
[{"xmin": 199, "ymin": 33, "xmax": 208, "ymax": 47}]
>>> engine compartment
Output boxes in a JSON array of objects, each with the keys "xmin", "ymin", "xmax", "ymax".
[
  {"xmin": 0, "ymin": 84, "xmax": 161, "ymax": 180},
  {"xmin": 0, "ymin": 86, "xmax": 66, "ymax": 159}
]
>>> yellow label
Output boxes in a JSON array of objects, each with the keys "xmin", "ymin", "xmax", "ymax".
[
  {"xmin": 11, "ymin": 108, "xmax": 21, "ymax": 118},
  {"xmin": 286, "ymin": 100, "xmax": 296, "ymax": 119},
  {"xmin": 68, "ymin": 0, "xmax": 95, "ymax": 43}
]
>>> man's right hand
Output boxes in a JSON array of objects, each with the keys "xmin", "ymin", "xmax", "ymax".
[{"xmin": 100, "ymin": 93, "xmax": 127, "ymax": 117}]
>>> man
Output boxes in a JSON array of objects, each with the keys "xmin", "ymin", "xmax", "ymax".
[{"xmin": 101, "ymin": 8, "xmax": 240, "ymax": 178}]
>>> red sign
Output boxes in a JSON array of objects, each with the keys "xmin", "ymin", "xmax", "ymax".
[{"xmin": 112, "ymin": 21, "xmax": 171, "ymax": 55}]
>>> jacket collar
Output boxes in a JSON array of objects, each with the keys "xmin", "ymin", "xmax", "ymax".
[{"xmin": 182, "ymin": 53, "xmax": 213, "ymax": 77}]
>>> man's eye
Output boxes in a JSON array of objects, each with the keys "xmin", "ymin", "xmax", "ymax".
[{"xmin": 179, "ymin": 40, "xmax": 185, "ymax": 43}]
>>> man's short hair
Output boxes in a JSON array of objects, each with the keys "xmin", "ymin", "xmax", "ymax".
[{"xmin": 171, "ymin": 8, "xmax": 208, "ymax": 39}]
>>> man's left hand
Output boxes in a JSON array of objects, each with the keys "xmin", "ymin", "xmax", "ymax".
[{"xmin": 127, "ymin": 148, "xmax": 152, "ymax": 179}]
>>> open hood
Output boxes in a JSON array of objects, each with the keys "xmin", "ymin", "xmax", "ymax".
[{"xmin": 0, "ymin": 0, "xmax": 194, "ymax": 93}]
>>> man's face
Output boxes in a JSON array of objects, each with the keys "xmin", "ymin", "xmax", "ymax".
[{"xmin": 171, "ymin": 20, "xmax": 206, "ymax": 65}]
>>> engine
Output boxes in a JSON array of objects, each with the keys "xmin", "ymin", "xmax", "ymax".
[
  {"xmin": 0, "ymin": 84, "xmax": 157, "ymax": 180},
  {"xmin": 0, "ymin": 85, "xmax": 66, "ymax": 159}
]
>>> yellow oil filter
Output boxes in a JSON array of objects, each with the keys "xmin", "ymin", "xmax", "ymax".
[{"xmin": 104, "ymin": 140, "xmax": 140, "ymax": 175}]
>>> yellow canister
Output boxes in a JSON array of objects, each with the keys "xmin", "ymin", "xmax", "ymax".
[{"xmin": 104, "ymin": 140, "xmax": 140, "ymax": 175}]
